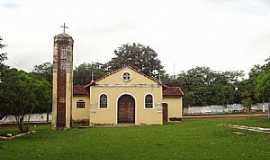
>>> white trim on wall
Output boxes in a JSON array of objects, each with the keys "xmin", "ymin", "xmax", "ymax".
[
  {"xmin": 94, "ymin": 84, "xmax": 160, "ymax": 87},
  {"xmin": 115, "ymin": 92, "xmax": 137, "ymax": 125},
  {"xmin": 144, "ymin": 93, "xmax": 155, "ymax": 109}
]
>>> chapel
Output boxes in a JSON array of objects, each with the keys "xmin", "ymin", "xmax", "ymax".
[{"xmin": 51, "ymin": 26, "xmax": 184, "ymax": 128}]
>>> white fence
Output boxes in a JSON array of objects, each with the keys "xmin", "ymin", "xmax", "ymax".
[
  {"xmin": 1, "ymin": 103, "xmax": 269, "ymax": 123},
  {"xmin": 0, "ymin": 113, "xmax": 51, "ymax": 124},
  {"xmin": 184, "ymin": 103, "xmax": 270, "ymax": 115}
]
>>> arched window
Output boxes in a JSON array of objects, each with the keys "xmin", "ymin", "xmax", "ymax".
[
  {"xmin": 145, "ymin": 94, "xmax": 153, "ymax": 108},
  {"xmin": 77, "ymin": 100, "xmax": 85, "ymax": 108},
  {"xmin": 100, "ymin": 94, "xmax": 108, "ymax": 108}
]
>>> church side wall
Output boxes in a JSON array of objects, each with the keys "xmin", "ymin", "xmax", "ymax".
[
  {"xmin": 162, "ymin": 97, "xmax": 183, "ymax": 120},
  {"xmin": 72, "ymin": 96, "xmax": 90, "ymax": 121},
  {"xmin": 89, "ymin": 86, "xmax": 163, "ymax": 125}
]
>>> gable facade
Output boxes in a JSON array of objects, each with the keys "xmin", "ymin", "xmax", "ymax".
[{"xmin": 72, "ymin": 66, "xmax": 183, "ymax": 125}]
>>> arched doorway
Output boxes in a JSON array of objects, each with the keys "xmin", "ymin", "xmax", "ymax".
[{"xmin": 118, "ymin": 94, "xmax": 135, "ymax": 123}]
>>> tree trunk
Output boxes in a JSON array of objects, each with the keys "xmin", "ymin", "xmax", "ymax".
[
  {"xmin": 17, "ymin": 117, "xmax": 24, "ymax": 132},
  {"xmin": 46, "ymin": 112, "xmax": 49, "ymax": 123},
  {"xmin": 16, "ymin": 115, "xmax": 28, "ymax": 133}
]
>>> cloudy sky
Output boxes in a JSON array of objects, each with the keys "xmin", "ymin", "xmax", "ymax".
[{"xmin": 1, "ymin": 0, "xmax": 270, "ymax": 75}]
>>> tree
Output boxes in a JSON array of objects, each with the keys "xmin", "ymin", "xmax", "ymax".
[
  {"xmin": 163, "ymin": 66, "xmax": 244, "ymax": 107},
  {"xmin": 0, "ymin": 37, "xmax": 8, "ymax": 119},
  {"xmin": 32, "ymin": 74, "xmax": 52, "ymax": 122},
  {"xmin": 104, "ymin": 43, "xmax": 164, "ymax": 78},
  {"xmin": 237, "ymin": 79, "xmax": 256, "ymax": 111},
  {"xmin": 0, "ymin": 53, "xmax": 7, "ymax": 66},
  {"xmin": 73, "ymin": 62, "xmax": 106, "ymax": 85},
  {"xmin": 248, "ymin": 57, "xmax": 270, "ymax": 103},
  {"xmin": 31, "ymin": 62, "xmax": 53, "ymax": 121},
  {"xmin": 32, "ymin": 62, "xmax": 53, "ymax": 83},
  {"xmin": 0, "ymin": 68, "xmax": 8, "ymax": 120},
  {"xmin": 0, "ymin": 37, "xmax": 7, "ymax": 70},
  {"xmin": 0, "ymin": 68, "xmax": 51, "ymax": 132},
  {"xmin": 0, "ymin": 36, "xmax": 7, "ymax": 65},
  {"xmin": 256, "ymin": 69, "xmax": 270, "ymax": 102}
]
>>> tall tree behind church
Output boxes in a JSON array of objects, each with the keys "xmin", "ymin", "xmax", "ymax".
[
  {"xmin": 73, "ymin": 62, "xmax": 106, "ymax": 85},
  {"xmin": 104, "ymin": 43, "xmax": 165, "ymax": 78}
]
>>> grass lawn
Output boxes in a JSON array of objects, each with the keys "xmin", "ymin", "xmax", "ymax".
[{"xmin": 1, "ymin": 118, "xmax": 270, "ymax": 160}]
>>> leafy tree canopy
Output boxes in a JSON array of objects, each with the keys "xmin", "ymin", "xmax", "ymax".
[
  {"xmin": 0, "ymin": 37, "xmax": 7, "ymax": 68},
  {"xmin": 32, "ymin": 62, "xmax": 52, "ymax": 83},
  {"xmin": 256, "ymin": 68, "xmax": 270, "ymax": 102},
  {"xmin": 104, "ymin": 43, "xmax": 164, "ymax": 78},
  {"xmin": 73, "ymin": 62, "xmax": 106, "ymax": 85},
  {"xmin": 163, "ymin": 66, "xmax": 244, "ymax": 106},
  {"xmin": 0, "ymin": 68, "xmax": 51, "ymax": 132}
]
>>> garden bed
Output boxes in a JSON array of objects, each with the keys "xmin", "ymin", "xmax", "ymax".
[{"xmin": 0, "ymin": 130, "xmax": 35, "ymax": 141}]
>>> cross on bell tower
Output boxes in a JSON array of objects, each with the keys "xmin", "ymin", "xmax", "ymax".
[{"xmin": 60, "ymin": 23, "xmax": 69, "ymax": 33}]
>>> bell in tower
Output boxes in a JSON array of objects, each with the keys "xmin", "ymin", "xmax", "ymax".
[{"xmin": 52, "ymin": 23, "xmax": 73, "ymax": 129}]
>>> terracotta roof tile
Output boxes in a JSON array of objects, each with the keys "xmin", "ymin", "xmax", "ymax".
[
  {"xmin": 162, "ymin": 85, "xmax": 184, "ymax": 97},
  {"xmin": 73, "ymin": 85, "xmax": 89, "ymax": 96}
]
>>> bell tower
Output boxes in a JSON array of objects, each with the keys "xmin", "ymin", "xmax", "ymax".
[{"xmin": 52, "ymin": 23, "xmax": 73, "ymax": 129}]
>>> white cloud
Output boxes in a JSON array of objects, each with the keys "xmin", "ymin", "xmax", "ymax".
[{"xmin": 1, "ymin": 0, "xmax": 270, "ymax": 75}]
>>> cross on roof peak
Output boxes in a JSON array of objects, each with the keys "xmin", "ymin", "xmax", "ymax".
[{"xmin": 60, "ymin": 23, "xmax": 69, "ymax": 33}]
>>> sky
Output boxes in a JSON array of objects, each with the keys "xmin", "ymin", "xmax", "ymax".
[{"xmin": 1, "ymin": 0, "xmax": 270, "ymax": 75}]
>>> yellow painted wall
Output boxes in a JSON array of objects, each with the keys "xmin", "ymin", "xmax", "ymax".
[
  {"xmin": 72, "ymin": 96, "xmax": 90, "ymax": 121},
  {"xmin": 162, "ymin": 97, "xmax": 183, "ymax": 120},
  {"xmin": 89, "ymin": 67, "xmax": 163, "ymax": 125},
  {"xmin": 70, "ymin": 67, "xmax": 183, "ymax": 125}
]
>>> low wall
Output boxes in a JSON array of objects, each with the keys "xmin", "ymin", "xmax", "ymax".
[
  {"xmin": 0, "ymin": 113, "xmax": 52, "ymax": 124},
  {"xmin": 184, "ymin": 103, "xmax": 270, "ymax": 115}
]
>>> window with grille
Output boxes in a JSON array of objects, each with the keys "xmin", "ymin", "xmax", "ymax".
[
  {"xmin": 100, "ymin": 94, "xmax": 108, "ymax": 108},
  {"xmin": 145, "ymin": 94, "xmax": 153, "ymax": 108},
  {"xmin": 77, "ymin": 100, "xmax": 85, "ymax": 108}
]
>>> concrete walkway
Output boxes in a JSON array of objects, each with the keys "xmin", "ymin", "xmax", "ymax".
[{"xmin": 228, "ymin": 124, "xmax": 270, "ymax": 134}]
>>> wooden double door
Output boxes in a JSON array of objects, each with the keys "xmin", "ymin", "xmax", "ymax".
[{"xmin": 118, "ymin": 95, "xmax": 135, "ymax": 123}]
